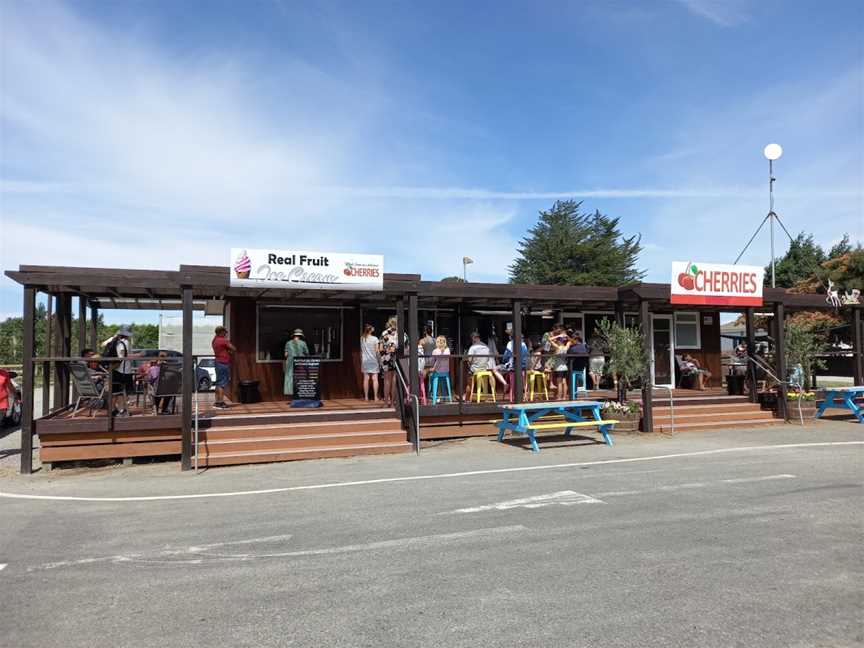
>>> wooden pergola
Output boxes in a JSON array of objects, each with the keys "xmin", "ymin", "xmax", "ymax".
[{"xmin": 7, "ymin": 264, "xmax": 862, "ymax": 475}]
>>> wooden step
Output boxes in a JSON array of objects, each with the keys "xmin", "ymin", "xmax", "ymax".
[
  {"xmin": 203, "ymin": 407, "xmax": 397, "ymax": 428},
  {"xmin": 653, "ymin": 410, "xmax": 775, "ymax": 423},
  {"xmin": 654, "ymin": 418, "xmax": 782, "ymax": 433},
  {"xmin": 196, "ymin": 442, "xmax": 413, "ymax": 466},
  {"xmin": 199, "ymin": 418, "xmax": 403, "ymax": 441},
  {"xmin": 197, "ymin": 429, "xmax": 408, "ymax": 453},
  {"xmin": 652, "ymin": 403, "xmax": 767, "ymax": 415}
]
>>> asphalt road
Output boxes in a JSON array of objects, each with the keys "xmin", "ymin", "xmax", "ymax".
[{"xmin": 1, "ymin": 423, "xmax": 862, "ymax": 648}]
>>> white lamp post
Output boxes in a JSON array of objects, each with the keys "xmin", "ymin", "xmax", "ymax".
[
  {"xmin": 763, "ymin": 144, "xmax": 782, "ymax": 288},
  {"xmin": 734, "ymin": 143, "xmax": 790, "ymax": 289}
]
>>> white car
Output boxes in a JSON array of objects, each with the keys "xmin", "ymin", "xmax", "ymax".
[{"xmin": 197, "ymin": 358, "xmax": 217, "ymax": 391}]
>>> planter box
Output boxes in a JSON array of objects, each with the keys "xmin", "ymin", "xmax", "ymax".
[
  {"xmin": 604, "ymin": 413, "xmax": 640, "ymax": 434},
  {"xmin": 786, "ymin": 400, "xmax": 817, "ymax": 424}
]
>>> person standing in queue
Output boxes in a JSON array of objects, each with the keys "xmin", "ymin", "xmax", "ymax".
[
  {"xmin": 211, "ymin": 326, "xmax": 236, "ymax": 409},
  {"xmin": 360, "ymin": 324, "xmax": 381, "ymax": 402},
  {"xmin": 284, "ymin": 328, "xmax": 309, "ymax": 399}
]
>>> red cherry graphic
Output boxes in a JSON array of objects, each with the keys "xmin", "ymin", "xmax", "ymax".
[
  {"xmin": 343, "ymin": 268, "xmax": 351, "ymax": 276},
  {"xmin": 677, "ymin": 272, "xmax": 689, "ymax": 289},
  {"xmin": 681, "ymin": 275, "xmax": 695, "ymax": 290}
]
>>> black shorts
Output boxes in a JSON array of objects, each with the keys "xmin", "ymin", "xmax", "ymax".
[{"xmin": 111, "ymin": 371, "xmax": 134, "ymax": 394}]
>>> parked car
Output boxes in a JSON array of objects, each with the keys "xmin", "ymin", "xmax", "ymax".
[
  {"xmin": 1, "ymin": 370, "xmax": 22, "ymax": 428},
  {"xmin": 132, "ymin": 349, "xmax": 212, "ymax": 392},
  {"xmin": 197, "ymin": 357, "xmax": 217, "ymax": 391}
]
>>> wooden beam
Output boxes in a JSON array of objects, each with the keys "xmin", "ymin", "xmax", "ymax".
[
  {"xmin": 90, "ymin": 304, "xmax": 99, "ymax": 350},
  {"xmin": 745, "ymin": 307, "xmax": 757, "ymax": 403},
  {"xmin": 640, "ymin": 300, "xmax": 653, "ymax": 432},
  {"xmin": 512, "ymin": 300, "xmax": 523, "ymax": 403},
  {"xmin": 20, "ymin": 287, "xmax": 36, "ymax": 474},
  {"xmin": 853, "ymin": 308, "xmax": 863, "ymax": 387},
  {"xmin": 181, "ymin": 286, "xmax": 194, "ymax": 471},
  {"xmin": 408, "ymin": 294, "xmax": 419, "ymax": 400},
  {"xmin": 774, "ymin": 302, "xmax": 787, "ymax": 421},
  {"xmin": 43, "ymin": 293, "xmax": 53, "ymax": 417}
]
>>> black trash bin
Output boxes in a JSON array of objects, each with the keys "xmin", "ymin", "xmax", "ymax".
[
  {"xmin": 726, "ymin": 374, "xmax": 745, "ymax": 396},
  {"xmin": 238, "ymin": 380, "xmax": 261, "ymax": 404}
]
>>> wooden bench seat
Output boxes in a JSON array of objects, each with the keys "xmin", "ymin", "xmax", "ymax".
[{"xmin": 527, "ymin": 419, "xmax": 618, "ymax": 431}]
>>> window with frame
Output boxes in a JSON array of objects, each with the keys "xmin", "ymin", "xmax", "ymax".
[
  {"xmin": 674, "ymin": 312, "xmax": 701, "ymax": 349},
  {"xmin": 257, "ymin": 305, "xmax": 343, "ymax": 362}
]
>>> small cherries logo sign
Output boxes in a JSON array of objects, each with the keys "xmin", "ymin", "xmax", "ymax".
[{"xmin": 677, "ymin": 262, "xmax": 697, "ymax": 291}]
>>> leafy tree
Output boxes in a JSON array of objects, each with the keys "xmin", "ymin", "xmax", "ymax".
[
  {"xmin": 766, "ymin": 232, "xmax": 826, "ymax": 288},
  {"xmin": 509, "ymin": 200, "xmax": 644, "ymax": 286},
  {"xmin": 440, "ymin": 276, "xmax": 466, "ymax": 283},
  {"xmin": 784, "ymin": 322, "xmax": 828, "ymax": 391},
  {"xmin": 792, "ymin": 243, "xmax": 864, "ymax": 295},
  {"xmin": 596, "ymin": 319, "xmax": 649, "ymax": 402},
  {"xmin": 828, "ymin": 234, "xmax": 852, "ymax": 259}
]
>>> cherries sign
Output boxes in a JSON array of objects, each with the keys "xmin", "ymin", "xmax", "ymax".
[{"xmin": 678, "ymin": 263, "xmax": 698, "ymax": 291}]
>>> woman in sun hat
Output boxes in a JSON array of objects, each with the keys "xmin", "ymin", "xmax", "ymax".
[{"xmin": 284, "ymin": 328, "xmax": 309, "ymax": 398}]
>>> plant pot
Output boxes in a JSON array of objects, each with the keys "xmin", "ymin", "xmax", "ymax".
[
  {"xmin": 605, "ymin": 412, "xmax": 640, "ymax": 434},
  {"xmin": 786, "ymin": 399, "xmax": 817, "ymax": 424}
]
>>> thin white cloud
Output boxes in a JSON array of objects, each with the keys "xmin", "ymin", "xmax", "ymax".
[{"xmin": 674, "ymin": 0, "xmax": 752, "ymax": 27}]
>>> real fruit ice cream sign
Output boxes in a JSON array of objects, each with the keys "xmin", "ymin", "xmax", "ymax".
[
  {"xmin": 230, "ymin": 249, "xmax": 384, "ymax": 291},
  {"xmin": 671, "ymin": 261, "xmax": 764, "ymax": 306}
]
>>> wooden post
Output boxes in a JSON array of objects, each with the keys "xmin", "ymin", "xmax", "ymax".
[
  {"xmin": 774, "ymin": 302, "xmax": 787, "ymax": 421},
  {"xmin": 745, "ymin": 307, "xmax": 757, "ymax": 403},
  {"xmin": 52, "ymin": 294, "xmax": 71, "ymax": 409},
  {"xmin": 89, "ymin": 304, "xmax": 99, "ymax": 350},
  {"xmin": 408, "ymin": 294, "xmax": 419, "ymax": 398},
  {"xmin": 512, "ymin": 300, "xmax": 523, "ymax": 403},
  {"xmin": 640, "ymin": 299, "xmax": 653, "ymax": 433},
  {"xmin": 20, "ymin": 287, "xmax": 36, "ymax": 474},
  {"xmin": 396, "ymin": 298, "xmax": 405, "ymax": 354},
  {"xmin": 615, "ymin": 301, "xmax": 625, "ymax": 327},
  {"xmin": 181, "ymin": 286, "xmax": 194, "ymax": 471},
  {"xmin": 77, "ymin": 296, "xmax": 87, "ymax": 355},
  {"xmin": 853, "ymin": 308, "xmax": 863, "ymax": 387},
  {"xmin": 42, "ymin": 293, "xmax": 52, "ymax": 417}
]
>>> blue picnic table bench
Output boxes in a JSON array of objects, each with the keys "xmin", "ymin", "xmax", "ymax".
[
  {"xmin": 816, "ymin": 386, "xmax": 864, "ymax": 423},
  {"xmin": 496, "ymin": 400, "xmax": 616, "ymax": 453}
]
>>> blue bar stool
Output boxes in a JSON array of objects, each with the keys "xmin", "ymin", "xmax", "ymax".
[
  {"xmin": 571, "ymin": 368, "xmax": 587, "ymax": 397},
  {"xmin": 431, "ymin": 372, "xmax": 453, "ymax": 404}
]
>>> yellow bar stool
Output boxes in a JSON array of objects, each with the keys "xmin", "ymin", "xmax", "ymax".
[
  {"xmin": 527, "ymin": 370, "xmax": 549, "ymax": 401},
  {"xmin": 473, "ymin": 371, "xmax": 497, "ymax": 403}
]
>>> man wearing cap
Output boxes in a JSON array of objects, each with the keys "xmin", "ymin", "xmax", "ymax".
[
  {"xmin": 212, "ymin": 326, "xmax": 236, "ymax": 409},
  {"xmin": 102, "ymin": 327, "xmax": 142, "ymax": 417},
  {"xmin": 284, "ymin": 329, "xmax": 309, "ymax": 399}
]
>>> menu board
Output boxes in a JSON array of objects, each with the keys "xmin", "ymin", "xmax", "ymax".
[{"xmin": 293, "ymin": 358, "xmax": 321, "ymax": 401}]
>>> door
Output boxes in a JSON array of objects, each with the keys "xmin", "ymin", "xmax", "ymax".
[{"xmin": 651, "ymin": 315, "xmax": 675, "ymax": 387}]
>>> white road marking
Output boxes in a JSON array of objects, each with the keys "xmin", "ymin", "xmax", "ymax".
[
  {"xmin": 28, "ymin": 526, "xmax": 525, "ymax": 572},
  {"xmin": 450, "ymin": 491, "xmax": 604, "ymax": 514},
  {"xmin": 0, "ymin": 441, "xmax": 859, "ymax": 503},
  {"xmin": 720, "ymin": 474, "xmax": 796, "ymax": 484},
  {"xmin": 595, "ymin": 474, "xmax": 796, "ymax": 498},
  {"xmin": 0, "ymin": 563, "xmax": 6, "ymax": 571}
]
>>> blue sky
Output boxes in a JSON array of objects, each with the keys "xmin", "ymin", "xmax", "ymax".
[{"xmin": 1, "ymin": 0, "xmax": 862, "ymax": 324}]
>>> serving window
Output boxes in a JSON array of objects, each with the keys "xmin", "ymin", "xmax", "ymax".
[{"xmin": 257, "ymin": 305, "xmax": 343, "ymax": 363}]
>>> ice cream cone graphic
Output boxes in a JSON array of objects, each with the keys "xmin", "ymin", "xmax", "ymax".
[{"xmin": 234, "ymin": 250, "xmax": 251, "ymax": 279}]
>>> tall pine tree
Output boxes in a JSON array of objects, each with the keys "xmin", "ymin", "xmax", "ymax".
[{"xmin": 508, "ymin": 200, "xmax": 644, "ymax": 286}]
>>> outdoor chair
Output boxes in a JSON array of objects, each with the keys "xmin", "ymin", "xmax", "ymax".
[
  {"xmin": 68, "ymin": 361, "xmax": 108, "ymax": 417},
  {"xmin": 472, "ymin": 370, "xmax": 497, "ymax": 403},
  {"xmin": 569, "ymin": 356, "xmax": 589, "ymax": 396},
  {"xmin": 526, "ymin": 370, "xmax": 548, "ymax": 401},
  {"xmin": 152, "ymin": 363, "xmax": 182, "ymax": 415}
]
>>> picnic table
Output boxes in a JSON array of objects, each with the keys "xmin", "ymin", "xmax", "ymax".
[
  {"xmin": 496, "ymin": 400, "xmax": 616, "ymax": 453},
  {"xmin": 816, "ymin": 386, "xmax": 864, "ymax": 423}
]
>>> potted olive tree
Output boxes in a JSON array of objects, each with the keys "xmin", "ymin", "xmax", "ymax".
[
  {"xmin": 596, "ymin": 319, "xmax": 649, "ymax": 433},
  {"xmin": 784, "ymin": 321, "xmax": 827, "ymax": 423}
]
